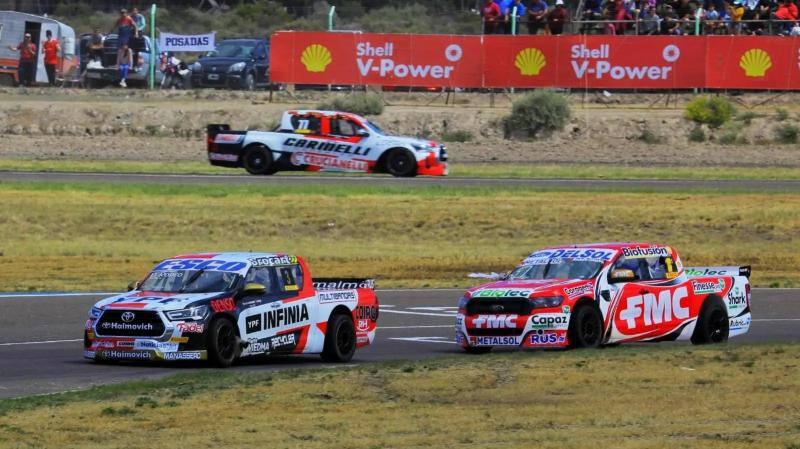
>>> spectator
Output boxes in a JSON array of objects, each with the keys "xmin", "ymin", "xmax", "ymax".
[
  {"xmin": 704, "ymin": 3, "xmax": 721, "ymax": 33},
  {"xmin": 547, "ymin": 0, "xmax": 569, "ymax": 35},
  {"xmin": 503, "ymin": 0, "xmax": 527, "ymax": 33},
  {"xmin": 480, "ymin": 0, "xmax": 502, "ymax": 34},
  {"xmin": 661, "ymin": 5, "xmax": 685, "ymax": 33},
  {"xmin": 8, "ymin": 33, "xmax": 36, "ymax": 87},
  {"xmin": 773, "ymin": 0, "xmax": 799, "ymax": 34},
  {"xmin": 639, "ymin": 5, "xmax": 661, "ymax": 34},
  {"xmin": 791, "ymin": 21, "xmax": 800, "ymax": 35},
  {"xmin": 528, "ymin": 0, "xmax": 549, "ymax": 34},
  {"xmin": 43, "ymin": 30, "xmax": 60, "ymax": 86},
  {"xmin": 131, "ymin": 7, "xmax": 146, "ymax": 33},
  {"xmin": 111, "ymin": 9, "xmax": 138, "ymax": 59},
  {"xmin": 88, "ymin": 28, "xmax": 104, "ymax": 62},
  {"xmin": 117, "ymin": 43, "xmax": 132, "ymax": 88}
]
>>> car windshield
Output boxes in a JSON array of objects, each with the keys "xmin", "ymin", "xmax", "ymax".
[
  {"xmin": 207, "ymin": 42, "xmax": 255, "ymax": 58},
  {"xmin": 139, "ymin": 270, "xmax": 240, "ymax": 293},
  {"xmin": 365, "ymin": 120, "xmax": 385, "ymax": 135},
  {"xmin": 508, "ymin": 260, "xmax": 604, "ymax": 280}
]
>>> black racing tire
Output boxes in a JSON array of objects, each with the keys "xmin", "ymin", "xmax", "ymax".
[
  {"xmin": 464, "ymin": 346, "xmax": 492, "ymax": 354},
  {"xmin": 385, "ymin": 149, "xmax": 417, "ymax": 177},
  {"xmin": 242, "ymin": 144, "xmax": 275, "ymax": 175},
  {"xmin": 321, "ymin": 314, "xmax": 356, "ymax": 363},
  {"xmin": 568, "ymin": 304, "xmax": 604, "ymax": 349},
  {"xmin": 691, "ymin": 296, "xmax": 729, "ymax": 345},
  {"xmin": 207, "ymin": 318, "xmax": 240, "ymax": 368},
  {"xmin": 244, "ymin": 73, "xmax": 255, "ymax": 91}
]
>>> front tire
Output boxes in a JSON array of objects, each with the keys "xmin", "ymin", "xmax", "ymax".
[
  {"xmin": 242, "ymin": 144, "xmax": 275, "ymax": 175},
  {"xmin": 321, "ymin": 314, "xmax": 356, "ymax": 363},
  {"xmin": 568, "ymin": 304, "xmax": 603, "ymax": 348},
  {"xmin": 691, "ymin": 297, "xmax": 729, "ymax": 344},
  {"xmin": 207, "ymin": 318, "xmax": 240, "ymax": 368},
  {"xmin": 385, "ymin": 149, "xmax": 417, "ymax": 177}
]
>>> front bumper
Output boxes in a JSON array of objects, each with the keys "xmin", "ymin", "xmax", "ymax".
[
  {"xmin": 84, "ymin": 311, "xmax": 209, "ymax": 362},
  {"xmin": 416, "ymin": 146, "xmax": 449, "ymax": 176},
  {"xmin": 455, "ymin": 311, "xmax": 571, "ymax": 349}
]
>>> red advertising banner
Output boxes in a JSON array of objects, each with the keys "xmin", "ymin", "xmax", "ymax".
[
  {"xmin": 270, "ymin": 31, "xmax": 800, "ymax": 90},
  {"xmin": 269, "ymin": 31, "xmax": 483, "ymax": 87},
  {"xmin": 705, "ymin": 36, "xmax": 800, "ymax": 90}
]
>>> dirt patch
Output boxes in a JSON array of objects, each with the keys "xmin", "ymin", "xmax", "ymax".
[{"xmin": 0, "ymin": 88, "xmax": 798, "ymax": 167}]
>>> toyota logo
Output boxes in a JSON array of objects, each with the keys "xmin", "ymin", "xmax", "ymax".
[
  {"xmin": 121, "ymin": 312, "xmax": 135, "ymax": 322},
  {"xmin": 491, "ymin": 304, "xmax": 504, "ymax": 312}
]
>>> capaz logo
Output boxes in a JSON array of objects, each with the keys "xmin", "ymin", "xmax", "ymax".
[
  {"xmin": 740, "ymin": 48, "xmax": 771, "ymax": 78},
  {"xmin": 530, "ymin": 314, "xmax": 569, "ymax": 329},
  {"xmin": 515, "ymin": 48, "xmax": 546, "ymax": 76},
  {"xmin": 301, "ymin": 44, "xmax": 332, "ymax": 73}
]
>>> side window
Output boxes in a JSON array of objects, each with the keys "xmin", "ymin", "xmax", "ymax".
[
  {"xmin": 276, "ymin": 265, "xmax": 303, "ymax": 291},
  {"xmin": 289, "ymin": 115, "xmax": 321, "ymax": 135},
  {"xmin": 613, "ymin": 256, "xmax": 670, "ymax": 281},
  {"xmin": 244, "ymin": 267, "xmax": 273, "ymax": 291},
  {"xmin": 332, "ymin": 119, "xmax": 357, "ymax": 137}
]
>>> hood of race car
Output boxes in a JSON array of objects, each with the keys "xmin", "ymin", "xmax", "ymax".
[
  {"xmin": 92, "ymin": 291, "xmax": 224, "ymax": 312},
  {"xmin": 377, "ymin": 135, "xmax": 440, "ymax": 151},
  {"xmin": 468, "ymin": 279, "xmax": 593, "ymax": 298}
]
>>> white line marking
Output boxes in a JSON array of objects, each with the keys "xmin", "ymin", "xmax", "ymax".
[
  {"xmin": 753, "ymin": 318, "xmax": 800, "ymax": 321},
  {"xmin": 388, "ymin": 336, "xmax": 458, "ymax": 345},
  {"xmin": 380, "ymin": 325, "xmax": 453, "ymax": 329},
  {"xmin": 0, "ymin": 339, "xmax": 81, "ymax": 347},
  {"xmin": 0, "ymin": 292, "xmax": 119, "ymax": 299},
  {"xmin": 408, "ymin": 306, "xmax": 459, "ymax": 311},
  {"xmin": 376, "ymin": 288, "xmax": 463, "ymax": 292},
  {"xmin": 379, "ymin": 309, "xmax": 456, "ymax": 317}
]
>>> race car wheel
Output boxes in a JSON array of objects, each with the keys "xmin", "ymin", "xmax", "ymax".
[
  {"xmin": 321, "ymin": 314, "xmax": 356, "ymax": 363},
  {"xmin": 464, "ymin": 346, "xmax": 492, "ymax": 354},
  {"xmin": 569, "ymin": 305, "xmax": 603, "ymax": 348},
  {"xmin": 207, "ymin": 318, "xmax": 240, "ymax": 368},
  {"xmin": 691, "ymin": 297, "xmax": 729, "ymax": 345},
  {"xmin": 242, "ymin": 144, "xmax": 275, "ymax": 175},
  {"xmin": 385, "ymin": 149, "xmax": 417, "ymax": 177}
]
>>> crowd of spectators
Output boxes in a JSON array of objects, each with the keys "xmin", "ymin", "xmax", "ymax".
[{"xmin": 480, "ymin": 0, "xmax": 800, "ymax": 35}]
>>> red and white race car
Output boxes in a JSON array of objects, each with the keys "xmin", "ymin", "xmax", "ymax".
[
  {"xmin": 456, "ymin": 243, "xmax": 751, "ymax": 352},
  {"xmin": 207, "ymin": 110, "xmax": 448, "ymax": 177}
]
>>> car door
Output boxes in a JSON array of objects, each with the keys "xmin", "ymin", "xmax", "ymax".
[
  {"xmin": 283, "ymin": 113, "xmax": 324, "ymax": 156},
  {"xmin": 608, "ymin": 253, "xmax": 694, "ymax": 342}
]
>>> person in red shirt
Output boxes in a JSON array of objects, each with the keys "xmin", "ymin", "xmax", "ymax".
[
  {"xmin": 43, "ymin": 30, "xmax": 60, "ymax": 86},
  {"xmin": 8, "ymin": 33, "xmax": 37, "ymax": 87},
  {"xmin": 547, "ymin": 0, "xmax": 569, "ymax": 35},
  {"xmin": 481, "ymin": 0, "xmax": 502, "ymax": 34}
]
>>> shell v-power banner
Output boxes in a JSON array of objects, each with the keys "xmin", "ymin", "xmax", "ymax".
[{"xmin": 270, "ymin": 32, "xmax": 800, "ymax": 90}]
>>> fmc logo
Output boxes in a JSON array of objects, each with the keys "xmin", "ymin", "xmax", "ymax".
[
  {"xmin": 301, "ymin": 44, "xmax": 332, "ymax": 73},
  {"xmin": 515, "ymin": 48, "xmax": 546, "ymax": 76},
  {"xmin": 740, "ymin": 48, "xmax": 771, "ymax": 77}
]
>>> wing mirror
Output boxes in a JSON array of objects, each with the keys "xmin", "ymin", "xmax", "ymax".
[
  {"xmin": 356, "ymin": 130, "xmax": 370, "ymax": 138},
  {"xmin": 609, "ymin": 269, "xmax": 637, "ymax": 283},
  {"xmin": 127, "ymin": 281, "xmax": 140, "ymax": 291},
  {"xmin": 243, "ymin": 283, "xmax": 266, "ymax": 295}
]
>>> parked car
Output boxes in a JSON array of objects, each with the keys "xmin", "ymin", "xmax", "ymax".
[
  {"xmin": 83, "ymin": 33, "xmax": 161, "ymax": 88},
  {"xmin": 456, "ymin": 243, "xmax": 751, "ymax": 352},
  {"xmin": 190, "ymin": 38, "xmax": 269, "ymax": 90},
  {"xmin": 84, "ymin": 252, "xmax": 378, "ymax": 366},
  {"xmin": 207, "ymin": 109, "xmax": 448, "ymax": 177}
]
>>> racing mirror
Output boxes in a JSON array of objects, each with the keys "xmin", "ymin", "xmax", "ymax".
[
  {"xmin": 243, "ymin": 283, "xmax": 267, "ymax": 295},
  {"xmin": 609, "ymin": 269, "xmax": 637, "ymax": 283},
  {"xmin": 126, "ymin": 281, "xmax": 140, "ymax": 291},
  {"xmin": 356, "ymin": 130, "xmax": 370, "ymax": 138}
]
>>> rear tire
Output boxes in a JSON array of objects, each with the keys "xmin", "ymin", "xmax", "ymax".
[
  {"xmin": 385, "ymin": 149, "xmax": 417, "ymax": 177},
  {"xmin": 691, "ymin": 297, "xmax": 729, "ymax": 344},
  {"xmin": 568, "ymin": 304, "xmax": 603, "ymax": 348},
  {"xmin": 242, "ymin": 144, "xmax": 275, "ymax": 175},
  {"xmin": 207, "ymin": 318, "xmax": 240, "ymax": 368},
  {"xmin": 321, "ymin": 314, "xmax": 356, "ymax": 362}
]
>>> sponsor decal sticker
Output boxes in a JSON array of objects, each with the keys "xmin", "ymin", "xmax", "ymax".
[
  {"xmin": 728, "ymin": 287, "xmax": 747, "ymax": 308},
  {"xmin": 318, "ymin": 290, "xmax": 357, "ymax": 303},
  {"xmin": 529, "ymin": 330, "xmax": 567, "ymax": 346},
  {"xmin": 134, "ymin": 340, "xmax": 179, "ymax": 352},
  {"xmin": 729, "ymin": 316, "xmax": 751, "ymax": 330},
  {"xmin": 247, "ymin": 304, "xmax": 310, "ymax": 335},
  {"xmin": 249, "ymin": 255, "xmax": 298, "ymax": 267},
  {"xmin": 290, "ymin": 151, "xmax": 369, "ymax": 171},
  {"xmin": 153, "ymin": 259, "xmax": 248, "ymax": 273},
  {"xmin": 284, "ymin": 138, "xmax": 373, "ymax": 157},
  {"xmin": 473, "ymin": 289, "xmax": 533, "ymax": 298},
  {"xmin": 475, "ymin": 336, "xmax": 521, "ymax": 346},
  {"xmin": 176, "ymin": 322, "xmax": 205, "ymax": 334},
  {"xmin": 617, "ymin": 286, "xmax": 690, "ymax": 332},
  {"xmin": 471, "ymin": 314, "xmax": 518, "ymax": 329},
  {"xmin": 99, "ymin": 350, "xmax": 153, "ymax": 360},
  {"xmin": 214, "ymin": 133, "xmax": 244, "ymax": 144},
  {"xmin": 210, "ymin": 297, "xmax": 236, "ymax": 313},
  {"xmin": 564, "ymin": 283, "xmax": 594, "ymax": 299},
  {"xmin": 530, "ymin": 313, "xmax": 570, "ymax": 329},
  {"xmin": 355, "ymin": 305, "xmax": 379, "ymax": 321},
  {"xmin": 163, "ymin": 351, "xmax": 203, "ymax": 361},
  {"xmin": 692, "ymin": 279, "xmax": 726, "ymax": 295},
  {"xmin": 524, "ymin": 248, "xmax": 615, "ymax": 264},
  {"xmin": 269, "ymin": 333, "xmax": 297, "ymax": 351},
  {"xmin": 208, "ymin": 152, "xmax": 239, "ymax": 162},
  {"xmin": 620, "ymin": 246, "xmax": 670, "ymax": 258},
  {"xmin": 170, "ymin": 336, "xmax": 190, "ymax": 343}
]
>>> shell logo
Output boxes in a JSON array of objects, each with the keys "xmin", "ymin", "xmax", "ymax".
[
  {"xmin": 514, "ymin": 48, "xmax": 547, "ymax": 76},
  {"xmin": 301, "ymin": 44, "xmax": 332, "ymax": 73},
  {"xmin": 739, "ymin": 48, "xmax": 772, "ymax": 78}
]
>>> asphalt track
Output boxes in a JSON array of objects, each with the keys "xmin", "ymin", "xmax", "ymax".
[
  {"xmin": 2, "ymin": 171, "xmax": 800, "ymax": 191},
  {"xmin": 0, "ymin": 288, "xmax": 797, "ymax": 399}
]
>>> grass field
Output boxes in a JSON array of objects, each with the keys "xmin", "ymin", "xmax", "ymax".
[
  {"xmin": 0, "ymin": 344, "xmax": 798, "ymax": 448},
  {"xmin": 0, "ymin": 181, "xmax": 797, "ymax": 291},
  {"xmin": 2, "ymin": 158, "xmax": 800, "ymax": 181}
]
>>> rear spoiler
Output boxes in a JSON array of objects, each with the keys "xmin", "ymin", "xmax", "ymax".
[
  {"xmin": 685, "ymin": 266, "xmax": 751, "ymax": 279},
  {"xmin": 313, "ymin": 278, "xmax": 375, "ymax": 290}
]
